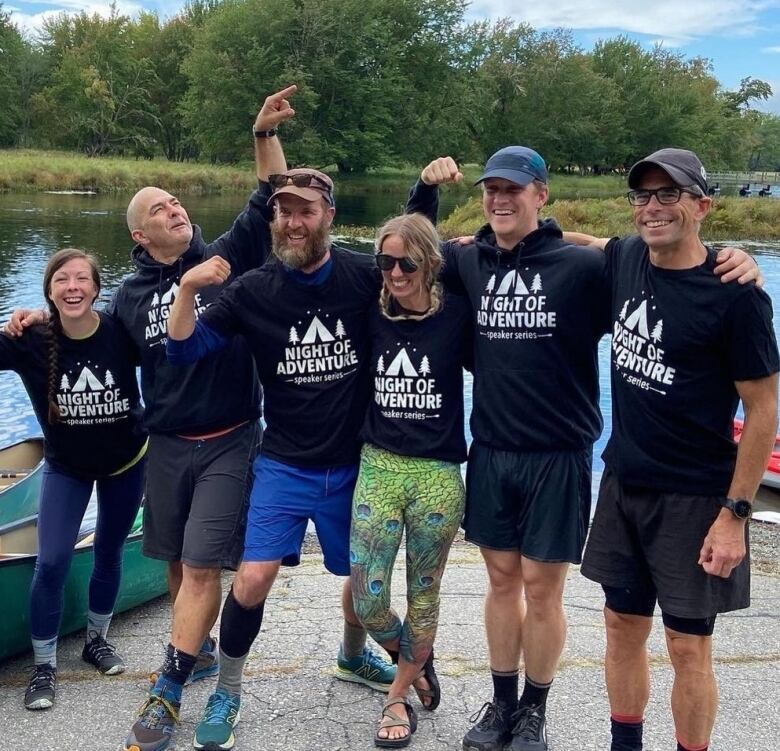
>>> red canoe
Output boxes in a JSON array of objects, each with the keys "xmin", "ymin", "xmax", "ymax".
[{"xmin": 733, "ymin": 418, "xmax": 780, "ymax": 489}]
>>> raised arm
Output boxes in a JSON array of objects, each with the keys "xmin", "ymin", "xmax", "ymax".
[
  {"xmin": 254, "ymin": 84, "xmax": 296, "ymax": 182},
  {"xmin": 167, "ymin": 257, "xmax": 231, "ymax": 342},
  {"xmin": 698, "ymin": 373, "xmax": 778, "ymax": 577},
  {"xmin": 406, "ymin": 157, "xmax": 463, "ymax": 225}
]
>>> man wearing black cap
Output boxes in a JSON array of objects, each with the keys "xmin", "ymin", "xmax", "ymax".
[
  {"xmin": 164, "ymin": 152, "xmax": 409, "ymax": 749},
  {"xmin": 578, "ymin": 148, "xmax": 778, "ymax": 751},
  {"xmin": 407, "ymin": 147, "xmax": 763, "ymax": 751}
]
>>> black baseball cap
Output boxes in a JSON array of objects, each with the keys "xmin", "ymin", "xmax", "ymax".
[
  {"xmin": 475, "ymin": 146, "xmax": 548, "ymax": 186},
  {"xmin": 628, "ymin": 148, "xmax": 708, "ymax": 194}
]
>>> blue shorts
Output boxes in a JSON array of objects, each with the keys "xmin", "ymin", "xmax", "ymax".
[{"xmin": 244, "ymin": 455, "xmax": 357, "ymax": 575}]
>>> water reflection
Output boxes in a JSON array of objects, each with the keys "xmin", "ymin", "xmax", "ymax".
[{"xmin": 1, "ymin": 191, "xmax": 778, "ymax": 495}]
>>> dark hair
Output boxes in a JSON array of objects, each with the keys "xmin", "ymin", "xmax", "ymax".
[{"xmin": 43, "ymin": 248, "xmax": 101, "ymax": 424}]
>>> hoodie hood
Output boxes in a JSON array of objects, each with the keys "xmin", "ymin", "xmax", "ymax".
[
  {"xmin": 131, "ymin": 225, "xmax": 207, "ymax": 271},
  {"xmin": 473, "ymin": 217, "xmax": 563, "ymax": 257}
]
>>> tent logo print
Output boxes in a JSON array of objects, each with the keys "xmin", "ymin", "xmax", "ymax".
[
  {"xmin": 302, "ymin": 316, "xmax": 335, "ymax": 344},
  {"xmin": 63, "ymin": 366, "xmax": 111, "ymax": 393},
  {"xmin": 385, "ymin": 348, "xmax": 418, "ymax": 376}
]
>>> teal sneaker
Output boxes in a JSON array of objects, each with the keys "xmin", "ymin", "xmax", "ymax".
[
  {"xmin": 124, "ymin": 687, "xmax": 181, "ymax": 751},
  {"xmin": 193, "ymin": 689, "xmax": 241, "ymax": 750},
  {"xmin": 335, "ymin": 646, "xmax": 396, "ymax": 692}
]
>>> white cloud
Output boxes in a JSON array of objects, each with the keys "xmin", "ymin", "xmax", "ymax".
[
  {"xmin": 465, "ymin": 1, "xmax": 780, "ymax": 40},
  {"xmin": 763, "ymin": 45, "xmax": 780, "ymax": 52},
  {"xmin": 8, "ymin": 1, "xmax": 151, "ymax": 36}
]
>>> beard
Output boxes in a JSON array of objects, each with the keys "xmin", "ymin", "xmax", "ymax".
[{"xmin": 271, "ymin": 219, "xmax": 331, "ymax": 269}]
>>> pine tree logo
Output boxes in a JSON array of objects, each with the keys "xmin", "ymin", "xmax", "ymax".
[
  {"xmin": 419, "ymin": 356, "xmax": 431, "ymax": 376},
  {"xmin": 289, "ymin": 326, "xmax": 299, "ymax": 344},
  {"xmin": 650, "ymin": 319, "xmax": 663, "ymax": 343},
  {"xmin": 485, "ymin": 275, "xmax": 496, "ymax": 293},
  {"xmin": 619, "ymin": 300, "xmax": 629, "ymax": 321},
  {"xmin": 60, "ymin": 374, "xmax": 71, "ymax": 391},
  {"xmin": 151, "ymin": 292, "xmax": 160, "ymax": 308},
  {"xmin": 335, "ymin": 319, "xmax": 346, "ymax": 338},
  {"xmin": 377, "ymin": 355, "xmax": 385, "ymax": 373},
  {"xmin": 531, "ymin": 274, "xmax": 542, "ymax": 293},
  {"xmin": 104, "ymin": 370, "xmax": 115, "ymax": 387}
]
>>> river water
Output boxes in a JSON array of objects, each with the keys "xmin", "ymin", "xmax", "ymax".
[{"xmin": 1, "ymin": 190, "xmax": 779, "ymax": 498}]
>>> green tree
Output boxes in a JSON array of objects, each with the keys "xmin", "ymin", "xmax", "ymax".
[{"xmin": 0, "ymin": 5, "xmax": 27, "ymax": 146}]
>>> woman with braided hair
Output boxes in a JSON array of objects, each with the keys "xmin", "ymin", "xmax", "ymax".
[
  {"xmin": 0, "ymin": 248, "xmax": 147, "ymax": 711},
  {"xmin": 349, "ymin": 214, "xmax": 472, "ymax": 748}
]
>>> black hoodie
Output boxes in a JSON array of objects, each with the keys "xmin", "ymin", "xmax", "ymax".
[
  {"xmin": 107, "ymin": 188, "xmax": 270, "ymax": 434},
  {"xmin": 407, "ymin": 178, "xmax": 610, "ymax": 451}
]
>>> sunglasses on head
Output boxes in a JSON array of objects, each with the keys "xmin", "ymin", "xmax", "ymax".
[
  {"xmin": 375, "ymin": 253, "xmax": 418, "ymax": 273},
  {"xmin": 268, "ymin": 173, "xmax": 331, "ymax": 190}
]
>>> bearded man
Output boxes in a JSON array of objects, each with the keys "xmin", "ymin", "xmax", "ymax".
[{"xmin": 163, "ymin": 161, "xmax": 418, "ymax": 749}]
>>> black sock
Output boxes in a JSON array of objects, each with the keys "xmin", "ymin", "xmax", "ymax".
[
  {"xmin": 518, "ymin": 675, "xmax": 552, "ymax": 711},
  {"xmin": 386, "ymin": 648, "xmax": 400, "ymax": 665},
  {"xmin": 161, "ymin": 643, "xmax": 198, "ymax": 686},
  {"xmin": 611, "ymin": 717, "xmax": 643, "ymax": 750},
  {"xmin": 491, "ymin": 669, "xmax": 519, "ymax": 712},
  {"xmin": 220, "ymin": 587, "xmax": 266, "ymax": 658},
  {"xmin": 677, "ymin": 743, "xmax": 708, "ymax": 751}
]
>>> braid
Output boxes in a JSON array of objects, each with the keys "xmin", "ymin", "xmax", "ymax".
[
  {"xmin": 46, "ymin": 310, "xmax": 62, "ymax": 425},
  {"xmin": 379, "ymin": 280, "xmax": 443, "ymax": 321}
]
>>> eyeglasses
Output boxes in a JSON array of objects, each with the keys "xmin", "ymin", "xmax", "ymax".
[
  {"xmin": 269, "ymin": 173, "xmax": 331, "ymax": 190},
  {"xmin": 626, "ymin": 187, "xmax": 703, "ymax": 206},
  {"xmin": 375, "ymin": 254, "xmax": 418, "ymax": 273}
]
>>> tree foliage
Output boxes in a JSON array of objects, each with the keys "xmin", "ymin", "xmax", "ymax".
[{"xmin": 0, "ymin": 0, "xmax": 778, "ymax": 171}]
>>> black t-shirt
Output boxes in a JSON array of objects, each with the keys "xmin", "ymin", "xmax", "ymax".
[
  {"xmin": 603, "ymin": 235, "xmax": 779, "ymax": 494},
  {"xmin": 0, "ymin": 312, "xmax": 147, "ymax": 477},
  {"xmin": 440, "ymin": 221, "xmax": 610, "ymax": 452},
  {"xmin": 362, "ymin": 292, "xmax": 471, "ymax": 463},
  {"xmin": 201, "ymin": 246, "xmax": 381, "ymax": 467}
]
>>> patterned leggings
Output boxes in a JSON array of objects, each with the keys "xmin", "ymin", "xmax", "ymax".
[{"xmin": 350, "ymin": 443, "xmax": 465, "ymax": 664}]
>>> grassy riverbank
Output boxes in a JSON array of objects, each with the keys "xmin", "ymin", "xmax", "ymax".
[{"xmin": 439, "ymin": 195, "xmax": 780, "ymax": 242}]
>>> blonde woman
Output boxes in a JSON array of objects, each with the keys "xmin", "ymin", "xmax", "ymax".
[{"xmin": 350, "ymin": 213, "xmax": 471, "ymax": 747}]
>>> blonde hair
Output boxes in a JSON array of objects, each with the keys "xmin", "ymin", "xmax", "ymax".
[{"xmin": 376, "ymin": 213, "xmax": 443, "ymax": 321}]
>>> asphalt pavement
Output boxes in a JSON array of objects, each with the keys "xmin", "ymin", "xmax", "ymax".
[{"xmin": 0, "ymin": 541, "xmax": 777, "ymax": 751}]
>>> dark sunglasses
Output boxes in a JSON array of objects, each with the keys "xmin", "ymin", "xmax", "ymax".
[
  {"xmin": 375, "ymin": 253, "xmax": 418, "ymax": 273},
  {"xmin": 268, "ymin": 173, "xmax": 331, "ymax": 190},
  {"xmin": 626, "ymin": 187, "xmax": 703, "ymax": 206}
]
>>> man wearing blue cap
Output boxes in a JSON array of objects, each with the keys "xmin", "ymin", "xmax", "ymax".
[
  {"xmin": 410, "ymin": 146, "xmax": 609, "ymax": 751},
  {"xmin": 407, "ymin": 146, "xmax": 761, "ymax": 751}
]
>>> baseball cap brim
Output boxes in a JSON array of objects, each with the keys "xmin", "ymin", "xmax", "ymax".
[
  {"xmin": 474, "ymin": 168, "xmax": 536, "ymax": 187},
  {"xmin": 267, "ymin": 185, "xmax": 332, "ymax": 206},
  {"xmin": 628, "ymin": 160, "xmax": 695, "ymax": 190}
]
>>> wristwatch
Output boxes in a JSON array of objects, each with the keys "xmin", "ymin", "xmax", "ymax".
[
  {"xmin": 719, "ymin": 497, "xmax": 753, "ymax": 520},
  {"xmin": 253, "ymin": 128, "xmax": 277, "ymax": 138}
]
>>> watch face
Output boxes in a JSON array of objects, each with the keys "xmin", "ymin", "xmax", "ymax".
[{"xmin": 734, "ymin": 500, "xmax": 752, "ymax": 519}]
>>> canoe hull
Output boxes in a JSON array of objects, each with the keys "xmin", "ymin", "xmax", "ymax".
[
  {"xmin": 0, "ymin": 532, "xmax": 168, "ymax": 663},
  {"xmin": 0, "ymin": 438, "xmax": 44, "ymax": 528}
]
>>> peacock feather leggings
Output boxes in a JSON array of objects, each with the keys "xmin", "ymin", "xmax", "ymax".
[{"xmin": 349, "ymin": 443, "xmax": 465, "ymax": 664}]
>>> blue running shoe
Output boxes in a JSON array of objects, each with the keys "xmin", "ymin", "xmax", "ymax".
[
  {"xmin": 193, "ymin": 689, "xmax": 241, "ymax": 750},
  {"xmin": 335, "ymin": 646, "xmax": 395, "ymax": 692},
  {"xmin": 124, "ymin": 685, "xmax": 181, "ymax": 751}
]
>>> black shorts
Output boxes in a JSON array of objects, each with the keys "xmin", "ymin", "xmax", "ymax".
[
  {"xmin": 464, "ymin": 442, "xmax": 592, "ymax": 563},
  {"xmin": 143, "ymin": 421, "xmax": 261, "ymax": 569},
  {"xmin": 581, "ymin": 470, "xmax": 750, "ymax": 619}
]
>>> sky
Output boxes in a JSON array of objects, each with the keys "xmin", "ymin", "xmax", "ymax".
[{"xmin": 6, "ymin": 0, "xmax": 780, "ymax": 114}]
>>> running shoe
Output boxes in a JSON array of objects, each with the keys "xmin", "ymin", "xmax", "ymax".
[
  {"xmin": 193, "ymin": 689, "xmax": 241, "ymax": 750},
  {"xmin": 508, "ymin": 703, "xmax": 548, "ymax": 750},
  {"xmin": 82, "ymin": 632, "xmax": 126, "ymax": 675},
  {"xmin": 149, "ymin": 637, "xmax": 219, "ymax": 686},
  {"xmin": 24, "ymin": 663, "xmax": 57, "ymax": 711},
  {"xmin": 335, "ymin": 645, "xmax": 395, "ymax": 692},
  {"xmin": 462, "ymin": 700, "xmax": 513, "ymax": 751},
  {"xmin": 124, "ymin": 687, "xmax": 181, "ymax": 751}
]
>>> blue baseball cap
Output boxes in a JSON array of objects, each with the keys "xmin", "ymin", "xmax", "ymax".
[{"xmin": 475, "ymin": 146, "xmax": 548, "ymax": 187}]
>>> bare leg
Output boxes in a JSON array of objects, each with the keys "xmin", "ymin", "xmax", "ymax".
[
  {"xmin": 604, "ymin": 608, "xmax": 652, "ymax": 717},
  {"xmin": 665, "ymin": 629, "xmax": 717, "ymax": 748},
  {"xmin": 481, "ymin": 548, "xmax": 525, "ymax": 671},
  {"xmin": 170, "ymin": 565, "xmax": 222, "ymax": 655}
]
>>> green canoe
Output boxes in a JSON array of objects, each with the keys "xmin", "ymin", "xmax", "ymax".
[
  {"xmin": 0, "ymin": 507, "xmax": 168, "ymax": 663},
  {"xmin": 0, "ymin": 438, "xmax": 44, "ymax": 528}
]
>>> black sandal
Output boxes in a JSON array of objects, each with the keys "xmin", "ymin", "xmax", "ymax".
[
  {"xmin": 413, "ymin": 649, "xmax": 440, "ymax": 711},
  {"xmin": 375, "ymin": 696, "xmax": 418, "ymax": 748}
]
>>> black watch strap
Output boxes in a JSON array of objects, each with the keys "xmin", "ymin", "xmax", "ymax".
[
  {"xmin": 719, "ymin": 497, "xmax": 753, "ymax": 520},
  {"xmin": 253, "ymin": 128, "xmax": 278, "ymax": 138}
]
